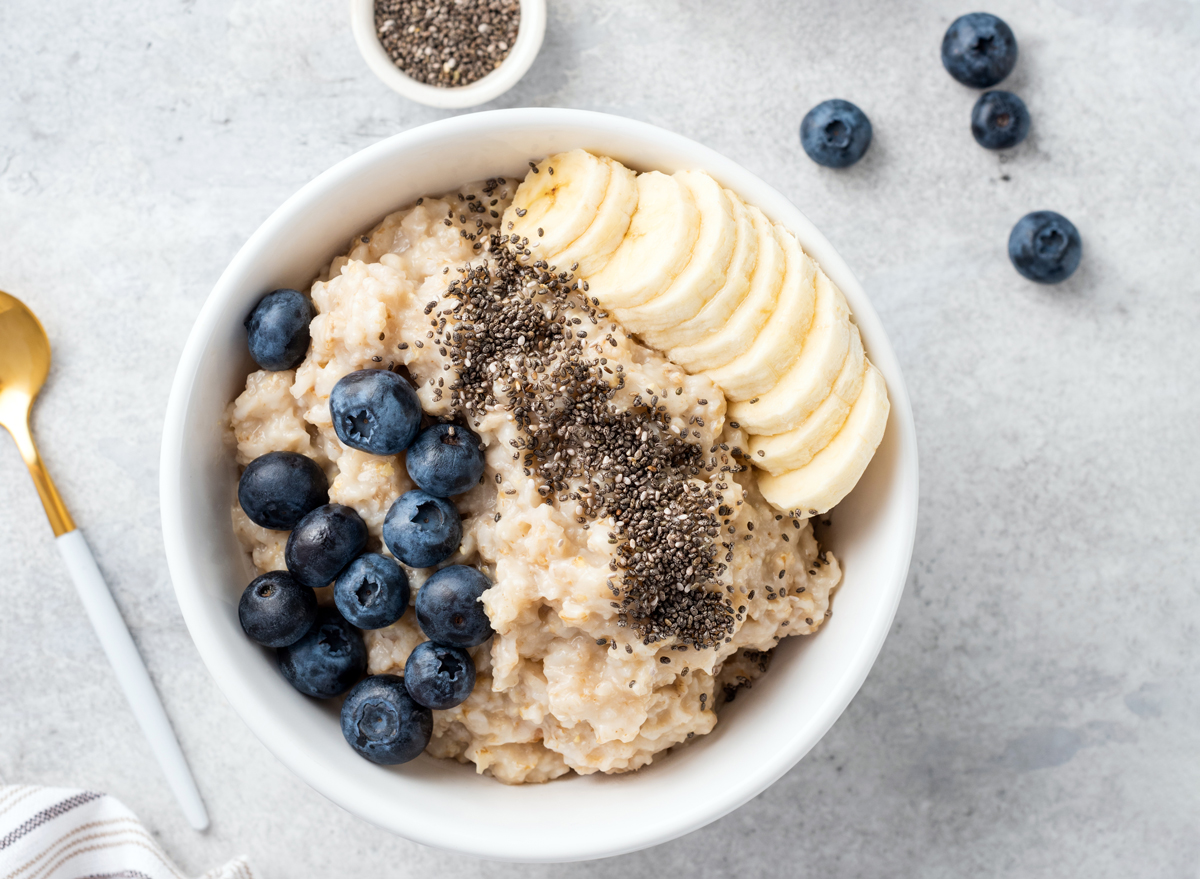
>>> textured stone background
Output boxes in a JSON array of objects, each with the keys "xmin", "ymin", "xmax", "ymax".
[{"xmin": 2, "ymin": 0, "xmax": 1198, "ymax": 875}]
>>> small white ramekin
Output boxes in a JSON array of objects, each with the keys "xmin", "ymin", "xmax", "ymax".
[
  {"xmin": 162, "ymin": 109, "xmax": 919, "ymax": 862},
  {"xmin": 350, "ymin": 0, "xmax": 546, "ymax": 108}
]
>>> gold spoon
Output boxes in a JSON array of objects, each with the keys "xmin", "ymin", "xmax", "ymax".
[{"xmin": 0, "ymin": 290, "xmax": 208, "ymax": 831}]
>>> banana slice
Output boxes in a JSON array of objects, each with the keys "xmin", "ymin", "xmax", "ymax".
[
  {"xmin": 547, "ymin": 158, "xmax": 637, "ymax": 279},
  {"xmin": 504, "ymin": 150, "xmax": 611, "ymax": 262},
  {"xmin": 704, "ymin": 226, "xmax": 817, "ymax": 401},
  {"xmin": 585, "ymin": 171, "xmax": 700, "ymax": 310},
  {"xmin": 758, "ymin": 363, "xmax": 889, "ymax": 516},
  {"xmin": 613, "ymin": 171, "xmax": 737, "ymax": 334},
  {"xmin": 727, "ymin": 269, "xmax": 852, "ymax": 435},
  {"xmin": 641, "ymin": 191, "xmax": 758, "ymax": 351},
  {"xmin": 749, "ymin": 324, "xmax": 866, "ymax": 474},
  {"xmin": 664, "ymin": 206, "xmax": 784, "ymax": 373}
]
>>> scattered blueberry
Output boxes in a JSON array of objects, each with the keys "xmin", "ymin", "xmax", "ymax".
[
  {"xmin": 238, "ymin": 570, "xmax": 319, "ymax": 648},
  {"xmin": 1008, "ymin": 211, "xmax": 1082, "ymax": 284},
  {"xmin": 971, "ymin": 90, "xmax": 1030, "ymax": 150},
  {"xmin": 405, "ymin": 423, "xmax": 486, "ymax": 497},
  {"xmin": 941, "ymin": 13, "xmax": 1018, "ymax": 88},
  {"xmin": 277, "ymin": 607, "xmax": 367, "ymax": 698},
  {"xmin": 340, "ymin": 674, "xmax": 433, "ymax": 764},
  {"xmin": 403, "ymin": 641, "xmax": 476, "ymax": 710},
  {"xmin": 334, "ymin": 553, "xmax": 410, "ymax": 629},
  {"xmin": 415, "ymin": 565, "xmax": 494, "ymax": 648},
  {"xmin": 237, "ymin": 451, "xmax": 329, "ymax": 531},
  {"xmin": 382, "ymin": 490, "xmax": 462, "ymax": 568},
  {"xmin": 329, "ymin": 369, "xmax": 421, "ymax": 456},
  {"xmin": 284, "ymin": 504, "xmax": 369, "ymax": 589},
  {"xmin": 799, "ymin": 99, "xmax": 873, "ymax": 169},
  {"xmin": 245, "ymin": 289, "xmax": 313, "ymax": 371}
]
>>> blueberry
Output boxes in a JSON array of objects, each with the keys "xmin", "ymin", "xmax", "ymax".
[
  {"xmin": 334, "ymin": 553, "xmax": 410, "ymax": 629},
  {"xmin": 245, "ymin": 289, "xmax": 313, "ymax": 371},
  {"xmin": 941, "ymin": 13, "xmax": 1018, "ymax": 88},
  {"xmin": 277, "ymin": 607, "xmax": 367, "ymax": 698},
  {"xmin": 238, "ymin": 570, "xmax": 319, "ymax": 648},
  {"xmin": 405, "ymin": 424, "xmax": 486, "ymax": 498},
  {"xmin": 284, "ymin": 504, "xmax": 369, "ymax": 589},
  {"xmin": 237, "ymin": 451, "xmax": 329, "ymax": 531},
  {"xmin": 382, "ymin": 490, "xmax": 463, "ymax": 568},
  {"xmin": 340, "ymin": 674, "xmax": 432, "ymax": 764},
  {"xmin": 414, "ymin": 565, "xmax": 493, "ymax": 648},
  {"xmin": 799, "ymin": 100, "xmax": 872, "ymax": 169},
  {"xmin": 971, "ymin": 90, "xmax": 1030, "ymax": 150},
  {"xmin": 403, "ymin": 641, "xmax": 476, "ymax": 710},
  {"xmin": 1008, "ymin": 211, "xmax": 1082, "ymax": 284},
  {"xmin": 329, "ymin": 369, "xmax": 421, "ymax": 456}
]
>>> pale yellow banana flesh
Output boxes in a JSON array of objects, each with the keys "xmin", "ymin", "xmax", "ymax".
[
  {"xmin": 641, "ymin": 191, "xmax": 758, "ymax": 351},
  {"xmin": 749, "ymin": 323, "xmax": 865, "ymax": 474},
  {"xmin": 504, "ymin": 149, "xmax": 610, "ymax": 260},
  {"xmin": 757, "ymin": 362, "xmax": 890, "ymax": 516},
  {"xmin": 586, "ymin": 171, "xmax": 700, "ymax": 309},
  {"xmin": 704, "ymin": 225, "xmax": 817, "ymax": 401},
  {"xmin": 614, "ymin": 170, "xmax": 738, "ymax": 334},
  {"xmin": 545, "ymin": 157, "xmax": 637, "ymax": 278},
  {"xmin": 665, "ymin": 206, "xmax": 784, "ymax": 373}
]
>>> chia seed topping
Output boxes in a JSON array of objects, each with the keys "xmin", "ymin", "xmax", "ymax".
[{"xmin": 374, "ymin": 0, "xmax": 520, "ymax": 88}]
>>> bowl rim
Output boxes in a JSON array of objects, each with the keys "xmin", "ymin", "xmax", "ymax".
[
  {"xmin": 161, "ymin": 108, "xmax": 918, "ymax": 861},
  {"xmin": 348, "ymin": 0, "xmax": 547, "ymax": 109}
]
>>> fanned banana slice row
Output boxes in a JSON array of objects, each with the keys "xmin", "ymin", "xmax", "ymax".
[
  {"xmin": 506, "ymin": 149, "xmax": 611, "ymax": 260},
  {"xmin": 545, "ymin": 158, "xmax": 637, "ymax": 279},
  {"xmin": 641, "ymin": 191, "xmax": 758, "ymax": 351},
  {"xmin": 585, "ymin": 171, "xmax": 701, "ymax": 309},
  {"xmin": 614, "ymin": 170, "xmax": 738, "ymax": 334},
  {"xmin": 705, "ymin": 226, "xmax": 818, "ymax": 401},
  {"xmin": 757, "ymin": 363, "xmax": 890, "ymax": 517},
  {"xmin": 666, "ymin": 206, "xmax": 784, "ymax": 373}
]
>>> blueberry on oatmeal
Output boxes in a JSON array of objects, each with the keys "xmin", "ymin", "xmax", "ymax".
[
  {"xmin": 415, "ymin": 564, "xmax": 494, "ymax": 648},
  {"xmin": 245, "ymin": 289, "xmax": 313, "ymax": 371},
  {"xmin": 333, "ymin": 553, "xmax": 410, "ymax": 629},
  {"xmin": 404, "ymin": 641, "xmax": 476, "ymax": 710},
  {"xmin": 329, "ymin": 369, "xmax": 422, "ymax": 456},
  {"xmin": 405, "ymin": 423, "xmax": 486, "ymax": 498},
  {"xmin": 382, "ymin": 490, "xmax": 462, "ymax": 568},
  {"xmin": 237, "ymin": 450, "xmax": 329, "ymax": 531},
  {"xmin": 238, "ymin": 570, "xmax": 318, "ymax": 648},
  {"xmin": 277, "ymin": 607, "xmax": 367, "ymax": 698},
  {"xmin": 285, "ymin": 504, "xmax": 369, "ymax": 589},
  {"xmin": 340, "ymin": 674, "xmax": 432, "ymax": 765}
]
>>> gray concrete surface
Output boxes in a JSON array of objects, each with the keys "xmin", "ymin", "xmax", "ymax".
[{"xmin": 2, "ymin": 0, "xmax": 1198, "ymax": 875}]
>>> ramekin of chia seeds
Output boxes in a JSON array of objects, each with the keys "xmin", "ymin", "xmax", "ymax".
[{"xmin": 350, "ymin": 0, "xmax": 546, "ymax": 108}]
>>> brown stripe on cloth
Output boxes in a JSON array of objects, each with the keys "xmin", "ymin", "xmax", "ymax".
[{"xmin": 0, "ymin": 792, "xmax": 103, "ymax": 851}]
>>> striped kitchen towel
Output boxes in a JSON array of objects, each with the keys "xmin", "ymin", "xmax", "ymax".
[{"xmin": 0, "ymin": 785, "xmax": 254, "ymax": 879}]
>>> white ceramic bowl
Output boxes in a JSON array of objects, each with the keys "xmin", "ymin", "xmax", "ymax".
[
  {"xmin": 350, "ymin": 0, "xmax": 546, "ymax": 108},
  {"xmin": 162, "ymin": 108, "xmax": 918, "ymax": 862}
]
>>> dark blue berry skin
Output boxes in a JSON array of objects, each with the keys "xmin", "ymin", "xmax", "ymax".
[
  {"xmin": 245, "ymin": 289, "xmax": 313, "ymax": 371},
  {"xmin": 284, "ymin": 504, "xmax": 369, "ymax": 589},
  {"xmin": 382, "ymin": 490, "xmax": 462, "ymax": 568},
  {"xmin": 1008, "ymin": 211, "xmax": 1082, "ymax": 284},
  {"xmin": 404, "ymin": 641, "xmax": 476, "ymax": 710},
  {"xmin": 971, "ymin": 91, "xmax": 1030, "ymax": 149},
  {"xmin": 405, "ymin": 424, "xmax": 486, "ymax": 498},
  {"xmin": 329, "ymin": 369, "xmax": 421, "ymax": 456},
  {"xmin": 334, "ymin": 553, "xmax": 410, "ymax": 629},
  {"xmin": 415, "ymin": 565, "xmax": 494, "ymax": 648},
  {"xmin": 238, "ymin": 570, "xmax": 319, "ymax": 648},
  {"xmin": 277, "ymin": 608, "xmax": 367, "ymax": 698},
  {"xmin": 340, "ymin": 674, "xmax": 433, "ymax": 764},
  {"xmin": 237, "ymin": 451, "xmax": 329, "ymax": 531},
  {"xmin": 941, "ymin": 13, "xmax": 1018, "ymax": 88},
  {"xmin": 799, "ymin": 100, "xmax": 872, "ymax": 169}
]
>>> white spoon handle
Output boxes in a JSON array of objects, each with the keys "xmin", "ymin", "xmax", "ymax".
[{"xmin": 55, "ymin": 529, "xmax": 209, "ymax": 831}]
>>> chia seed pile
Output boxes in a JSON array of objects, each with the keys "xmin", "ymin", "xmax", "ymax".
[
  {"xmin": 374, "ymin": 0, "xmax": 520, "ymax": 88},
  {"xmin": 410, "ymin": 175, "xmax": 768, "ymax": 650}
]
